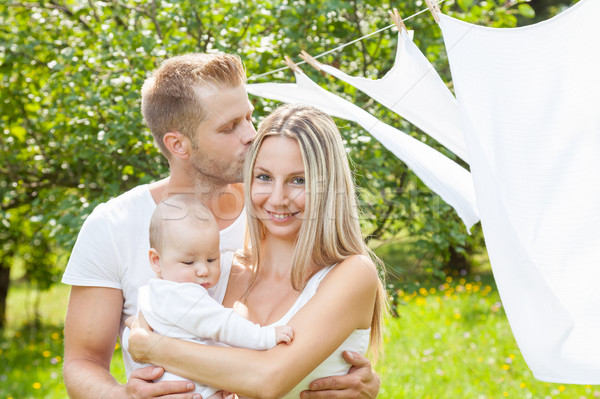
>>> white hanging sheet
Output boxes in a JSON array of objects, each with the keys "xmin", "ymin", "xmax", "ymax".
[
  {"xmin": 439, "ymin": 0, "xmax": 600, "ymax": 383},
  {"xmin": 246, "ymin": 71, "xmax": 479, "ymax": 230},
  {"xmin": 318, "ymin": 30, "xmax": 468, "ymax": 162}
]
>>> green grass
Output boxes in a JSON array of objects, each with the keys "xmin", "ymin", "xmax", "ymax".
[
  {"xmin": 0, "ymin": 282, "xmax": 125, "ymax": 398},
  {"xmin": 2, "ymin": 277, "xmax": 599, "ymax": 398},
  {"xmin": 376, "ymin": 274, "xmax": 600, "ymax": 398}
]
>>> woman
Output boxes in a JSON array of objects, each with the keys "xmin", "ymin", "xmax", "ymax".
[{"xmin": 128, "ymin": 104, "xmax": 388, "ymax": 398}]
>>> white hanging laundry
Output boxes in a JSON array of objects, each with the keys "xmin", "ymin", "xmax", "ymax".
[
  {"xmin": 438, "ymin": 0, "xmax": 600, "ymax": 383},
  {"xmin": 317, "ymin": 30, "xmax": 468, "ymax": 162},
  {"xmin": 246, "ymin": 70, "xmax": 480, "ymax": 230}
]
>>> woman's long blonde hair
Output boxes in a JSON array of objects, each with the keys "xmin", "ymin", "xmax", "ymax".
[{"xmin": 241, "ymin": 104, "xmax": 388, "ymax": 360}]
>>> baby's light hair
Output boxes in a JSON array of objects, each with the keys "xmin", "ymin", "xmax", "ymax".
[{"xmin": 149, "ymin": 194, "xmax": 216, "ymax": 252}]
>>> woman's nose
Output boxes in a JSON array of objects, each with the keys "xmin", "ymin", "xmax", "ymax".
[{"xmin": 268, "ymin": 183, "xmax": 290, "ymax": 207}]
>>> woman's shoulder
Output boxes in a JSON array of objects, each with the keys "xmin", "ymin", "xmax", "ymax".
[
  {"xmin": 323, "ymin": 254, "xmax": 379, "ymax": 290},
  {"xmin": 222, "ymin": 255, "xmax": 254, "ymax": 307},
  {"xmin": 338, "ymin": 254, "xmax": 377, "ymax": 273},
  {"xmin": 229, "ymin": 255, "xmax": 254, "ymax": 282}
]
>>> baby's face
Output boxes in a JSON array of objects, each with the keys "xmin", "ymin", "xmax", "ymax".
[{"xmin": 158, "ymin": 220, "xmax": 221, "ymax": 288}]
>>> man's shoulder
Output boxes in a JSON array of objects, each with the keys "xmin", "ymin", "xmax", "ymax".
[{"xmin": 88, "ymin": 184, "xmax": 154, "ymax": 222}]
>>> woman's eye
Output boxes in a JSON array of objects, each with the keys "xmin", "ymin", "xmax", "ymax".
[
  {"xmin": 256, "ymin": 173, "xmax": 271, "ymax": 181},
  {"xmin": 182, "ymin": 261, "xmax": 194, "ymax": 265},
  {"xmin": 207, "ymin": 258, "xmax": 217, "ymax": 263},
  {"xmin": 291, "ymin": 177, "xmax": 305, "ymax": 185}
]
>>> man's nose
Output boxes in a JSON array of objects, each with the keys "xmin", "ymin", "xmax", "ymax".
[{"xmin": 239, "ymin": 120, "xmax": 256, "ymax": 145}]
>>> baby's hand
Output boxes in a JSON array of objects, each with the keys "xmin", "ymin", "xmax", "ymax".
[{"xmin": 275, "ymin": 325, "xmax": 294, "ymax": 345}]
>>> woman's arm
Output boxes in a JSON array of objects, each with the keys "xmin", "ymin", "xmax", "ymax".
[{"xmin": 128, "ymin": 255, "xmax": 379, "ymax": 399}]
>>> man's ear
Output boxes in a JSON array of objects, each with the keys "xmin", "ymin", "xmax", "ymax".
[
  {"xmin": 149, "ymin": 248, "xmax": 163, "ymax": 277},
  {"xmin": 163, "ymin": 131, "xmax": 191, "ymax": 160}
]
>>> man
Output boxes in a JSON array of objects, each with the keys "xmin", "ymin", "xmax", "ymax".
[{"xmin": 62, "ymin": 53, "xmax": 380, "ymax": 399}]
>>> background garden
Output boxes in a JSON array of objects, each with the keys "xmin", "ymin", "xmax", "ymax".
[{"xmin": 1, "ymin": 0, "xmax": 591, "ymax": 397}]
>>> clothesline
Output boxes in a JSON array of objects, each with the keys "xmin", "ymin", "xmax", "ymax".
[{"xmin": 247, "ymin": 0, "xmax": 447, "ymax": 81}]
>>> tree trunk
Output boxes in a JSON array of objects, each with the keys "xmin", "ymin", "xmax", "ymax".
[
  {"xmin": 0, "ymin": 265, "xmax": 10, "ymax": 330},
  {"xmin": 445, "ymin": 246, "xmax": 471, "ymax": 275}
]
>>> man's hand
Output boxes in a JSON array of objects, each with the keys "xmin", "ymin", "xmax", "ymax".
[
  {"xmin": 300, "ymin": 351, "xmax": 380, "ymax": 399},
  {"xmin": 121, "ymin": 366, "xmax": 201, "ymax": 399}
]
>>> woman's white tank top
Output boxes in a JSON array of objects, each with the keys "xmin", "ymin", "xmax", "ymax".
[{"xmin": 267, "ymin": 264, "xmax": 371, "ymax": 399}]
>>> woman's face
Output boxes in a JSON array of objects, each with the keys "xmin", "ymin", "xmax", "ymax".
[{"xmin": 250, "ymin": 135, "xmax": 306, "ymax": 241}]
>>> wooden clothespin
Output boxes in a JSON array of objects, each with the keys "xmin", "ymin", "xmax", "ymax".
[
  {"xmin": 424, "ymin": 0, "xmax": 441, "ymax": 23},
  {"xmin": 284, "ymin": 55, "xmax": 302, "ymax": 74},
  {"xmin": 388, "ymin": 8, "xmax": 407, "ymax": 33},
  {"xmin": 299, "ymin": 51, "xmax": 322, "ymax": 71}
]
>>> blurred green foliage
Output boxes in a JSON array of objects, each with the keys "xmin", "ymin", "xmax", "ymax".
[{"xmin": 0, "ymin": 0, "xmax": 577, "ymax": 328}]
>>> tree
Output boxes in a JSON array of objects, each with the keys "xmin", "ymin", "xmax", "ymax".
[{"xmin": 0, "ymin": 0, "xmax": 573, "ymax": 328}]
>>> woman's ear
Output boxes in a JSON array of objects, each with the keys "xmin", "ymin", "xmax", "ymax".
[
  {"xmin": 163, "ymin": 131, "xmax": 191, "ymax": 160},
  {"xmin": 149, "ymin": 248, "xmax": 163, "ymax": 277}
]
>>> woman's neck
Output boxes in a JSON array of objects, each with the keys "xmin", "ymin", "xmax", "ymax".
[{"xmin": 257, "ymin": 236, "xmax": 297, "ymax": 280}]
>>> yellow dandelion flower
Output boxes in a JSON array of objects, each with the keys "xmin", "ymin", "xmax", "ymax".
[
  {"xmin": 454, "ymin": 313, "xmax": 461, "ymax": 319},
  {"xmin": 502, "ymin": 364, "xmax": 510, "ymax": 370},
  {"xmin": 55, "ymin": 356, "xmax": 62, "ymax": 362},
  {"xmin": 473, "ymin": 285, "xmax": 480, "ymax": 292},
  {"xmin": 419, "ymin": 287, "xmax": 428, "ymax": 296},
  {"xmin": 429, "ymin": 287, "xmax": 436, "ymax": 294},
  {"xmin": 503, "ymin": 392, "xmax": 508, "ymax": 397},
  {"xmin": 52, "ymin": 332, "xmax": 60, "ymax": 340},
  {"xmin": 446, "ymin": 276, "xmax": 452, "ymax": 283},
  {"xmin": 509, "ymin": 354, "xmax": 516, "ymax": 359},
  {"xmin": 559, "ymin": 385, "xmax": 565, "ymax": 392},
  {"xmin": 520, "ymin": 383, "xmax": 526, "ymax": 388},
  {"xmin": 459, "ymin": 278, "xmax": 466, "ymax": 285},
  {"xmin": 33, "ymin": 382, "xmax": 41, "ymax": 389},
  {"xmin": 465, "ymin": 283, "xmax": 472, "ymax": 290},
  {"xmin": 478, "ymin": 357, "xmax": 484, "ymax": 362},
  {"xmin": 43, "ymin": 350, "xmax": 51, "ymax": 357}
]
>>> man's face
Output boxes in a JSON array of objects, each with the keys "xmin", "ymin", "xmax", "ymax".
[{"xmin": 189, "ymin": 84, "xmax": 256, "ymax": 186}]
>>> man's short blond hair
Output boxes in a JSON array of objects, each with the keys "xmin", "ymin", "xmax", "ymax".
[{"xmin": 141, "ymin": 53, "xmax": 246, "ymax": 157}]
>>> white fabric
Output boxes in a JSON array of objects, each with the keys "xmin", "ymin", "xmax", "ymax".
[
  {"xmin": 135, "ymin": 273, "xmax": 277, "ymax": 396},
  {"xmin": 61, "ymin": 184, "xmax": 247, "ymax": 377},
  {"xmin": 246, "ymin": 72, "xmax": 480, "ymax": 230},
  {"xmin": 439, "ymin": 0, "xmax": 600, "ymax": 383},
  {"xmin": 319, "ymin": 30, "xmax": 468, "ymax": 162},
  {"xmin": 266, "ymin": 265, "xmax": 370, "ymax": 399}
]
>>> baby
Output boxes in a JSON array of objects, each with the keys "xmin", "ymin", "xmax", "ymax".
[{"xmin": 133, "ymin": 194, "xmax": 293, "ymax": 398}]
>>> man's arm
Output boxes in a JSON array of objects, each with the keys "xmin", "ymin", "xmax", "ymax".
[
  {"xmin": 63, "ymin": 286, "xmax": 196, "ymax": 399},
  {"xmin": 300, "ymin": 351, "xmax": 380, "ymax": 399}
]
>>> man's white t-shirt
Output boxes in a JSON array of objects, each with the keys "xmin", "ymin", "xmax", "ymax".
[{"xmin": 61, "ymin": 184, "xmax": 246, "ymax": 376}]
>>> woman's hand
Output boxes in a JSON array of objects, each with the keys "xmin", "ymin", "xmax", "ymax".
[{"xmin": 127, "ymin": 312, "xmax": 156, "ymax": 364}]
